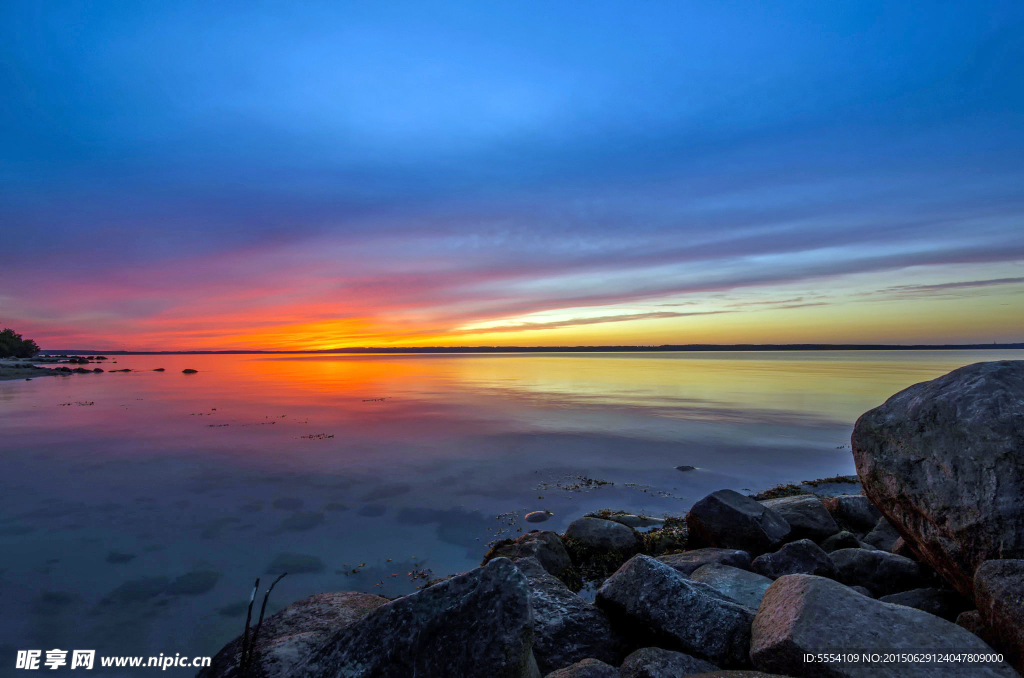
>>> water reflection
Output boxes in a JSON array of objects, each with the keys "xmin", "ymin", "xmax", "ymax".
[{"xmin": 0, "ymin": 350, "xmax": 1019, "ymax": 675}]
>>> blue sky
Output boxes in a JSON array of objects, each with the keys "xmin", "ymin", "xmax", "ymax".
[{"xmin": 2, "ymin": 1, "xmax": 1023, "ymax": 348}]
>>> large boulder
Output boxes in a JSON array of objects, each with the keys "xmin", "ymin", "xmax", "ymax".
[
  {"xmin": 852, "ymin": 360, "xmax": 1024, "ymax": 597},
  {"xmin": 751, "ymin": 539, "xmax": 838, "ymax": 580},
  {"xmin": 658, "ymin": 549, "xmax": 752, "ymax": 576},
  {"xmin": 544, "ymin": 658, "xmax": 618, "ymax": 678},
  {"xmin": 750, "ymin": 574, "xmax": 1018, "ymax": 677},
  {"xmin": 199, "ymin": 592, "xmax": 387, "ymax": 678},
  {"xmin": 485, "ymin": 531, "xmax": 574, "ymax": 579},
  {"xmin": 821, "ymin": 495, "xmax": 882, "ymax": 535},
  {"xmin": 974, "ymin": 559, "xmax": 1024, "ymax": 675},
  {"xmin": 686, "ymin": 490, "xmax": 791, "ymax": 556},
  {"xmin": 760, "ymin": 495, "xmax": 840, "ymax": 542},
  {"xmin": 514, "ymin": 557, "xmax": 624, "ymax": 675},
  {"xmin": 596, "ymin": 555, "xmax": 755, "ymax": 668},
  {"xmin": 289, "ymin": 558, "xmax": 540, "ymax": 678},
  {"xmin": 619, "ymin": 646, "xmax": 719, "ymax": 678},
  {"xmin": 690, "ymin": 564, "xmax": 773, "ymax": 610},
  {"xmin": 829, "ymin": 548, "xmax": 922, "ymax": 597},
  {"xmin": 877, "ymin": 587, "xmax": 972, "ymax": 622}
]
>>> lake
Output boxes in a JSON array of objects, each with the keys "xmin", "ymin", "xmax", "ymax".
[{"xmin": 1, "ymin": 350, "xmax": 1019, "ymax": 675}]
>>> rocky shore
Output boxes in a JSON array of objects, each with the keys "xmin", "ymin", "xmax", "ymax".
[{"xmin": 200, "ymin": 360, "xmax": 1024, "ymax": 678}]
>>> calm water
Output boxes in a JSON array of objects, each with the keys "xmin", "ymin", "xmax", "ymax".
[{"xmin": 1, "ymin": 350, "xmax": 1019, "ymax": 675}]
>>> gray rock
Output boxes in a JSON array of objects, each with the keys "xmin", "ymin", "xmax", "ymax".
[
  {"xmin": 891, "ymin": 537, "xmax": 918, "ymax": 560},
  {"xmin": 485, "ymin": 531, "xmax": 574, "ymax": 578},
  {"xmin": 761, "ymin": 495, "xmax": 840, "ymax": 542},
  {"xmin": 198, "ymin": 592, "xmax": 387, "ymax": 678},
  {"xmin": 686, "ymin": 673, "xmax": 791, "ymax": 678},
  {"xmin": 290, "ymin": 558, "xmax": 540, "ymax": 678},
  {"xmin": 658, "ymin": 549, "xmax": 752, "ymax": 576},
  {"xmin": 862, "ymin": 517, "xmax": 901, "ymax": 552},
  {"xmin": 974, "ymin": 559, "xmax": 1024, "ymax": 675},
  {"xmin": 819, "ymin": 531, "xmax": 861, "ymax": 553},
  {"xmin": 848, "ymin": 585, "xmax": 873, "ymax": 598},
  {"xmin": 686, "ymin": 490, "xmax": 791, "ymax": 556},
  {"xmin": 514, "ymin": 557, "xmax": 624, "ymax": 675},
  {"xmin": 821, "ymin": 495, "xmax": 882, "ymax": 534},
  {"xmin": 544, "ymin": 658, "xmax": 618, "ymax": 678},
  {"xmin": 878, "ymin": 587, "xmax": 972, "ymax": 622},
  {"xmin": 956, "ymin": 610, "xmax": 1001, "ymax": 649},
  {"xmin": 751, "ymin": 539, "xmax": 838, "ymax": 580},
  {"xmin": 852, "ymin": 360, "xmax": 1024, "ymax": 597},
  {"xmin": 596, "ymin": 555, "xmax": 755, "ymax": 668},
  {"xmin": 830, "ymin": 548, "xmax": 922, "ymax": 597},
  {"xmin": 619, "ymin": 646, "xmax": 719, "ymax": 678},
  {"xmin": 586, "ymin": 511, "xmax": 666, "ymax": 530},
  {"xmin": 690, "ymin": 564, "xmax": 773, "ymax": 610},
  {"xmin": 750, "ymin": 574, "xmax": 1018, "ymax": 677},
  {"xmin": 564, "ymin": 517, "xmax": 642, "ymax": 555}
]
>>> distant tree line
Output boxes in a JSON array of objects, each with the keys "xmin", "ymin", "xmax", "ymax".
[{"xmin": 0, "ymin": 327, "xmax": 40, "ymax": 358}]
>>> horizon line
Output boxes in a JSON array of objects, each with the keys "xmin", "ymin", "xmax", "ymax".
[{"xmin": 34, "ymin": 342, "xmax": 1024, "ymax": 355}]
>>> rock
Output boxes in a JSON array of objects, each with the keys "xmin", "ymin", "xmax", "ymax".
[
  {"xmin": 974, "ymin": 559, "xmax": 1024, "ymax": 674},
  {"xmin": 596, "ymin": 555, "xmax": 755, "ymax": 667},
  {"xmin": 821, "ymin": 495, "xmax": 882, "ymax": 534},
  {"xmin": 852, "ymin": 360, "xmax": 1024, "ymax": 598},
  {"xmin": 819, "ymin": 531, "xmax": 862, "ymax": 553},
  {"xmin": 829, "ymin": 548, "xmax": 922, "ymax": 597},
  {"xmin": 687, "ymin": 673, "xmax": 790, "ymax": 678},
  {"xmin": 526, "ymin": 511, "xmax": 553, "ymax": 523},
  {"xmin": 514, "ymin": 557, "xmax": 624, "ymax": 675},
  {"xmin": 676, "ymin": 465, "xmax": 697, "ymax": 472},
  {"xmin": 690, "ymin": 563, "xmax": 773, "ymax": 610},
  {"xmin": 686, "ymin": 490, "xmax": 791, "ymax": 556},
  {"xmin": 564, "ymin": 517, "xmax": 641, "ymax": 554},
  {"xmin": 563, "ymin": 517, "xmax": 642, "ymax": 579},
  {"xmin": 848, "ymin": 585, "xmax": 873, "ymax": 597},
  {"xmin": 657, "ymin": 549, "xmax": 752, "ymax": 576},
  {"xmin": 956, "ymin": 610, "xmax": 1002, "ymax": 649},
  {"xmin": 751, "ymin": 539, "xmax": 838, "ymax": 580},
  {"xmin": 485, "ymin": 531, "xmax": 574, "ymax": 579},
  {"xmin": 290, "ymin": 558, "xmax": 540, "ymax": 678},
  {"xmin": 878, "ymin": 587, "xmax": 972, "ymax": 622},
  {"xmin": 862, "ymin": 517, "xmax": 901, "ymax": 552},
  {"xmin": 760, "ymin": 495, "xmax": 840, "ymax": 542},
  {"xmin": 619, "ymin": 646, "xmax": 719, "ymax": 678},
  {"xmin": 544, "ymin": 658, "xmax": 618, "ymax": 678},
  {"xmin": 198, "ymin": 591, "xmax": 387, "ymax": 678},
  {"xmin": 891, "ymin": 537, "xmax": 917, "ymax": 559},
  {"xmin": 587, "ymin": 511, "xmax": 666, "ymax": 530},
  {"xmin": 182, "ymin": 368, "xmax": 198, "ymax": 373},
  {"xmin": 750, "ymin": 574, "xmax": 1018, "ymax": 677}
]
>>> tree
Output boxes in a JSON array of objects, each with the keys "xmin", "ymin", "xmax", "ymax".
[{"xmin": 0, "ymin": 327, "xmax": 41, "ymax": 358}]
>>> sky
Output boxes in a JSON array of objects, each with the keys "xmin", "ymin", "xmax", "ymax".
[{"xmin": 2, "ymin": 0, "xmax": 1023, "ymax": 350}]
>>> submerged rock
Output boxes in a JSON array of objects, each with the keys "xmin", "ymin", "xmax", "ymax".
[
  {"xmin": 852, "ymin": 360, "xmax": 1024, "ymax": 597},
  {"xmin": 686, "ymin": 490, "xmax": 790, "ymax": 556},
  {"xmin": 290, "ymin": 558, "xmax": 539, "ymax": 678},
  {"xmin": 199, "ymin": 591, "xmax": 387, "ymax": 678}
]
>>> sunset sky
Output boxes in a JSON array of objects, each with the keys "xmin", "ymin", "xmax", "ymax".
[{"xmin": 2, "ymin": 1, "xmax": 1023, "ymax": 350}]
